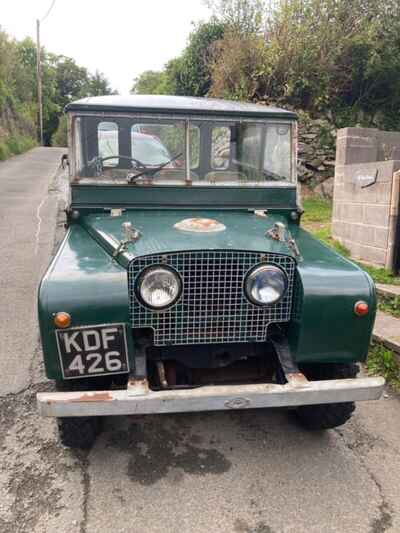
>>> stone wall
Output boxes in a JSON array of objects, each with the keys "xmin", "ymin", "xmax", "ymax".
[
  {"xmin": 332, "ymin": 127, "xmax": 400, "ymax": 270},
  {"xmin": 296, "ymin": 114, "xmax": 336, "ymax": 198},
  {"xmin": 255, "ymin": 101, "xmax": 337, "ymax": 197}
]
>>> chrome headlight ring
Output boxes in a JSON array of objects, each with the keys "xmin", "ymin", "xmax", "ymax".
[
  {"xmin": 136, "ymin": 265, "xmax": 182, "ymax": 310},
  {"xmin": 244, "ymin": 264, "xmax": 288, "ymax": 306}
]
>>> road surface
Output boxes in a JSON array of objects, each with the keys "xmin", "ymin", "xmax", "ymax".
[{"xmin": 1, "ymin": 148, "xmax": 400, "ymax": 533}]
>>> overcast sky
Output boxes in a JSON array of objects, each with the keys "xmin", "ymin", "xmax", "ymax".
[{"xmin": 1, "ymin": 0, "xmax": 212, "ymax": 94}]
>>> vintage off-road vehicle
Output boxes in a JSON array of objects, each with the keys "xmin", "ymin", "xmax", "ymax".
[{"xmin": 37, "ymin": 95, "xmax": 384, "ymax": 448}]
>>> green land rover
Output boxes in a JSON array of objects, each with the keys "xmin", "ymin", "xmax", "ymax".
[{"xmin": 36, "ymin": 95, "xmax": 384, "ymax": 449}]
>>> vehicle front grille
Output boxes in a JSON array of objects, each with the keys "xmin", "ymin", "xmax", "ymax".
[{"xmin": 128, "ymin": 250, "xmax": 296, "ymax": 346}]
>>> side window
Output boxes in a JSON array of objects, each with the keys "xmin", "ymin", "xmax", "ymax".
[
  {"xmin": 74, "ymin": 117, "xmax": 83, "ymax": 175},
  {"xmin": 189, "ymin": 126, "xmax": 200, "ymax": 169},
  {"xmin": 239, "ymin": 124, "xmax": 263, "ymax": 166},
  {"xmin": 98, "ymin": 122, "xmax": 118, "ymax": 167},
  {"xmin": 264, "ymin": 124, "xmax": 291, "ymax": 180},
  {"xmin": 211, "ymin": 127, "xmax": 231, "ymax": 169}
]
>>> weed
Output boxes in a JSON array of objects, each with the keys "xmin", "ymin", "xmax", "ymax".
[
  {"xmin": 378, "ymin": 295, "xmax": 400, "ymax": 318},
  {"xmin": 359, "ymin": 264, "xmax": 400, "ymax": 286},
  {"xmin": 302, "ymin": 198, "xmax": 332, "ymax": 224},
  {"xmin": 367, "ymin": 343, "xmax": 400, "ymax": 391}
]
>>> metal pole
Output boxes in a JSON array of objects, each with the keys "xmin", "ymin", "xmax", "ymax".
[
  {"xmin": 36, "ymin": 19, "xmax": 43, "ymax": 145},
  {"xmin": 185, "ymin": 120, "xmax": 191, "ymax": 184}
]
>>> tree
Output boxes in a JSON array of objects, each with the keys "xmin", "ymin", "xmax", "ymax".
[
  {"xmin": 204, "ymin": 0, "xmax": 266, "ymax": 34},
  {"xmin": 51, "ymin": 114, "xmax": 67, "ymax": 147},
  {"xmin": 171, "ymin": 20, "xmax": 225, "ymax": 96},
  {"xmin": 131, "ymin": 70, "xmax": 168, "ymax": 94},
  {"xmin": 89, "ymin": 70, "xmax": 115, "ymax": 96},
  {"xmin": 260, "ymin": 0, "xmax": 400, "ymax": 128},
  {"xmin": 0, "ymin": 26, "xmax": 116, "ymax": 150},
  {"xmin": 131, "ymin": 20, "xmax": 225, "ymax": 97},
  {"xmin": 209, "ymin": 30, "xmax": 265, "ymax": 100}
]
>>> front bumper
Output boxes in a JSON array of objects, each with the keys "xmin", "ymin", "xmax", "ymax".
[{"xmin": 37, "ymin": 376, "xmax": 385, "ymax": 418}]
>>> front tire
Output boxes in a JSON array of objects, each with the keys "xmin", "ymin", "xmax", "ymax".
[
  {"xmin": 55, "ymin": 379, "xmax": 105, "ymax": 449},
  {"xmin": 57, "ymin": 416, "xmax": 102, "ymax": 449},
  {"xmin": 295, "ymin": 363, "xmax": 358, "ymax": 430}
]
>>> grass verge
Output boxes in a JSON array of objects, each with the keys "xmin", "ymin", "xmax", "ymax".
[
  {"xmin": 367, "ymin": 343, "xmax": 400, "ymax": 392},
  {"xmin": 0, "ymin": 134, "xmax": 36, "ymax": 161}
]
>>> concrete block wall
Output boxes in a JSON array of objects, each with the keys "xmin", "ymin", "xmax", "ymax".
[{"xmin": 332, "ymin": 128, "xmax": 400, "ymax": 270}]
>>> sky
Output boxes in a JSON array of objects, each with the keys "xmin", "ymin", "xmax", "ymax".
[{"xmin": 1, "ymin": 0, "xmax": 212, "ymax": 94}]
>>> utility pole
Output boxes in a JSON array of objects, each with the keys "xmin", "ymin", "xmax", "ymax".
[{"xmin": 36, "ymin": 19, "xmax": 43, "ymax": 146}]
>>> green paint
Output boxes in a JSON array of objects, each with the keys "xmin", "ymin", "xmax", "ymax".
[
  {"xmin": 37, "ymin": 102, "xmax": 376, "ymax": 382},
  {"xmin": 39, "ymin": 207, "xmax": 375, "ymax": 380},
  {"xmin": 71, "ymin": 183, "xmax": 298, "ymax": 210}
]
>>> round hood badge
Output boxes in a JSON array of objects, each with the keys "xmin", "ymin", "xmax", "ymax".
[{"xmin": 174, "ymin": 218, "xmax": 226, "ymax": 233}]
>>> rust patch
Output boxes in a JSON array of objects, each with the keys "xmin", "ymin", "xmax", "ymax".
[
  {"xmin": 41, "ymin": 391, "xmax": 113, "ymax": 404},
  {"xmin": 286, "ymin": 372, "xmax": 309, "ymax": 387},
  {"xmin": 72, "ymin": 392, "xmax": 113, "ymax": 402},
  {"xmin": 174, "ymin": 218, "xmax": 226, "ymax": 233},
  {"xmin": 127, "ymin": 378, "xmax": 148, "ymax": 388}
]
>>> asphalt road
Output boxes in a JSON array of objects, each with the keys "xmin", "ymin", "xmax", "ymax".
[{"xmin": 1, "ymin": 147, "xmax": 400, "ymax": 533}]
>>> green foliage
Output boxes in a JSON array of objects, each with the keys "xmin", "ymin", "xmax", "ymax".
[
  {"xmin": 205, "ymin": 0, "xmax": 266, "ymax": 34},
  {"xmin": 0, "ymin": 26, "xmax": 115, "ymax": 154},
  {"xmin": 208, "ymin": 30, "xmax": 265, "ymax": 100},
  {"xmin": 0, "ymin": 134, "xmax": 36, "ymax": 161},
  {"xmin": 89, "ymin": 70, "xmax": 116, "ymax": 96},
  {"xmin": 132, "ymin": 20, "xmax": 225, "ymax": 97},
  {"xmin": 132, "ymin": 70, "xmax": 169, "ymax": 95},
  {"xmin": 361, "ymin": 265, "xmax": 400, "ymax": 286},
  {"xmin": 367, "ymin": 343, "xmax": 400, "ymax": 391},
  {"xmin": 130, "ymin": 0, "xmax": 400, "ymax": 132},
  {"xmin": 378, "ymin": 296, "xmax": 400, "ymax": 319},
  {"xmin": 51, "ymin": 114, "xmax": 68, "ymax": 147},
  {"xmin": 302, "ymin": 198, "xmax": 332, "ymax": 224},
  {"xmin": 175, "ymin": 20, "xmax": 226, "ymax": 96},
  {"xmin": 261, "ymin": 0, "xmax": 400, "ymax": 129}
]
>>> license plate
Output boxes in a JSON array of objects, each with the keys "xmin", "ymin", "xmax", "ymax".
[{"xmin": 56, "ymin": 323, "xmax": 129, "ymax": 379}]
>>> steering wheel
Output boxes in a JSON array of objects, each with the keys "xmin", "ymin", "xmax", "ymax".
[{"xmin": 89, "ymin": 155, "xmax": 147, "ymax": 171}]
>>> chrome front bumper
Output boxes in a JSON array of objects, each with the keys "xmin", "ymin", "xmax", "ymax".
[{"xmin": 37, "ymin": 376, "xmax": 385, "ymax": 418}]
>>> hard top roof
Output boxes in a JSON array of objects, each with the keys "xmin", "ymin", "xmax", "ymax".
[{"xmin": 65, "ymin": 95, "xmax": 297, "ymax": 120}]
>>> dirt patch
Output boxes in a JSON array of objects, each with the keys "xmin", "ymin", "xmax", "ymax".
[{"xmin": 107, "ymin": 417, "xmax": 231, "ymax": 485}]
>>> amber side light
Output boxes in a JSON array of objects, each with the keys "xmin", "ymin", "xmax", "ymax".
[
  {"xmin": 54, "ymin": 312, "xmax": 71, "ymax": 328},
  {"xmin": 354, "ymin": 301, "xmax": 369, "ymax": 316}
]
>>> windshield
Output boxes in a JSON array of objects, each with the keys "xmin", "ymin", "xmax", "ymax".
[{"xmin": 72, "ymin": 115, "xmax": 295, "ymax": 186}]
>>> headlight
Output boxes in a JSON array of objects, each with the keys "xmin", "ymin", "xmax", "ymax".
[
  {"xmin": 245, "ymin": 264, "xmax": 287, "ymax": 305},
  {"xmin": 137, "ymin": 266, "xmax": 182, "ymax": 310}
]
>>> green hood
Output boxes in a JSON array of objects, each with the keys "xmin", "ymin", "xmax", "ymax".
[{"xmin": 81, "ymin": 209, "xmax": 297, "ymax": 265}]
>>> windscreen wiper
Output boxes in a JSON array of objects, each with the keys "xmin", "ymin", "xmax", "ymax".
[
  {"xmin": 127, "ymin": 153, "xmax": 183, "ymax": 184},
  {"xmin": 261, "ymin": 169, "xmax": 286, "ymax": 181},
  {"xmin": 88, "ymin": 155, "xmax": 147, "ymax": 175}
]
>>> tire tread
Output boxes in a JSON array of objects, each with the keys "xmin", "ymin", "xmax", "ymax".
[{"xmin": 295, "ymin": 363, "xmax": 358, "ymax": 430}]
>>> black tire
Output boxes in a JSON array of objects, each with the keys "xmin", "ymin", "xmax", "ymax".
[
  {"xmin": 57, "ymin": 416, "xmax": 102, "ymax": 449},
  {"xmin": 295, "ymin": 363, "xmax": 358, "ymax": 430},
  {"xmin": 55, "ymin": 379, "xmax": 105, "ymax": 449}
]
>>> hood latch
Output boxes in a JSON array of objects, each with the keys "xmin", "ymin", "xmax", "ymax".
[
  {"xmin": 113, "ymin": 222, "xmax": 141, "ymax": 258},
  {"xmin": 267, "ymin": 222, "xmax": 301, "ymax": 259}
]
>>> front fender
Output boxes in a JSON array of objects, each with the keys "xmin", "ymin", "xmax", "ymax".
[
  {"xmin": 288, "ymin": 227, "xmax": 376, "ymax": 364},
  {"xmin": 38, "ymin": 225, "xmax": 133, "ymax": 380}
]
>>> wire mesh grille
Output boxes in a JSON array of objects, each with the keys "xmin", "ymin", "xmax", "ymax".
[{"xmin": 128, "ymin": 250, "xmax": 296, "ymax": 346}]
